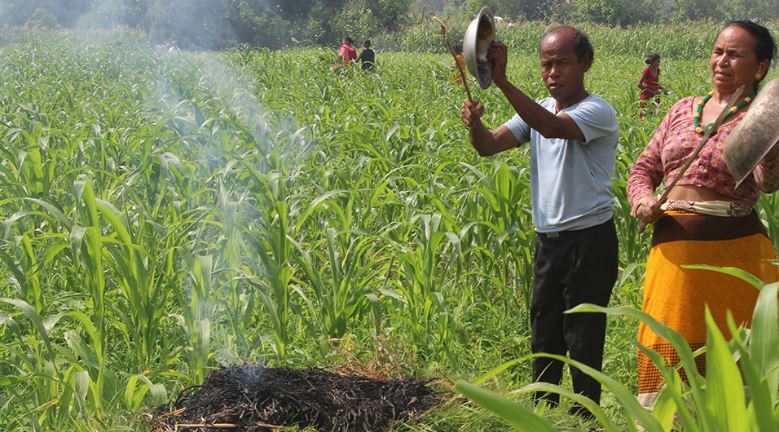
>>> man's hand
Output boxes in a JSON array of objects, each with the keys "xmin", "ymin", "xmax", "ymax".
[
  {"xmin": 460, "ymin": 100, "xmax": 519, "ymax": 156},
  {"xmin": 488, "ymin": 41, "xmax": 508, "ymax": 86},
  {"xmin": 461, "ymin": 99, "xmax": 485, "ymax": 128},
  {"xmin": 631, "ymin": 196, "xmax": 663, "ymax": 224}
]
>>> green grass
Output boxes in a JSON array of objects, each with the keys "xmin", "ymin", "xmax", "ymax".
[
  {"xmin": 0, "ymin": 27, "xmax": 776, "ymax": 431},
  {"xmin": 457, "ymin": 274, "xmax": 779, "ymax": 431}
]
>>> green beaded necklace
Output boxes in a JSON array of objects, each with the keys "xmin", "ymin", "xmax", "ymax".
[{"xmin": 693, "ymin": 91, "xmax": 756, "ymax": 134}]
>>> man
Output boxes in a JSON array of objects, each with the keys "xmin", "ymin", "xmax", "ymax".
[{"xmin": 460, "ymin": 26, "xmax": 619, "ymax": 417}]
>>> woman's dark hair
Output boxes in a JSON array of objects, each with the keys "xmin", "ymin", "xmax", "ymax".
[
  {"xmin": 344, "ymin": 36, "xmax": 353, "ymax": 44},
  {"xmin": 644, "ymin": 52, "xmax": 660, "ymax": 64},
  {"xmin": 364, "ymin": 39, "xmax": 371, "ymax": 48},
  {"xmin": 724, "ymin": 20, "xmax": 776, "ymax": 83}
]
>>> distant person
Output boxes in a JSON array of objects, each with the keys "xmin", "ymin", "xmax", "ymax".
[
  {"xmin": 358, "ymin": 40, "xmax": 375, "ymax": 71},
  {"xmin": 637, "ymin": 53, "xmax": 666, "ymax": 119},
  {"xmin": 338, "ymin": 36, "xmax": 358, "ymax": 65}
]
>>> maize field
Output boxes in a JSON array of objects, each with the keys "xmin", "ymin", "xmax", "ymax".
[{"xmin": 0, "ymin": 26, "xmax": 777, "ymax": 431}]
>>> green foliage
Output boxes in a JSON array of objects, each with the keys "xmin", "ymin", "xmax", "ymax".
[
  {"xmin": 4, "ymin": 0, "xmax": 779, "ymax": 50},
  {"xmin": 382, "ymin": 20, "xmax": 779, "ymax": 59},
  {"xmin": 419, "ymin": 0, "xmax": 779, "ymax": 25},
  {"xmin": 0, "ymin": 27, "xmax": 777, "ymax": 431},
  {"xmin": 227, "ymin": 1, "xmax": 291, "ymax": 49},
  {"xmin": 149, "ymin": 0, "xmax": 235, "ymax": 50},
  {"xmin": 457, "ymin": 273, "xmax": 779, "ymax": 432},
  {"xmin": 0, "ymin": 0, "xmax": 416, "ymax": 48},
  {"xmin": 455, "ymin": 380, "xmax": 557, "ymax": 431}
]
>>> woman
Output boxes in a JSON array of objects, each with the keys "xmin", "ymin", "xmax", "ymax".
[
  {"xmin": 338, "ymin": 36, "xmax": 358, "ymax": 65},
  {"xmin": 627, "ymin": 20, "xmax": 779, "ymax": 408},
  {"xmin": 637, "ymin": 53, "xmax": 667, "ymax": 119}
]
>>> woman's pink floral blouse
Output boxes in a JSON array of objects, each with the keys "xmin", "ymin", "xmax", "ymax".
[{"xmin": 627, "ymin": 96, "xmax": 779, "ymax": 209}]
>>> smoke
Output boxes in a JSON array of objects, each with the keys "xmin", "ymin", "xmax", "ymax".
[
  {"xmin": 227, "ymin": 364, "xmax": 269, "ymax": 392},
  {"xmin": 72, "ymin": 0, "xmax": 136, "ymax": 31},
  {"xmin": 138, "ymin": 24, "xmax": 310, "ymax": 364},
  {"xmin": 147, "ymin": 0, "xmax": 237, "ymax": 50},
  {"xmin": 0, "ymin": 0, "xmax": 308, "ymax": 366},
  {"xmin": 0, "ymin": 0, "xmax": 246, "ymax": 50},
  {"xmin": 0, "ymin": 1, "xmax": 366, "ymax": 49}
]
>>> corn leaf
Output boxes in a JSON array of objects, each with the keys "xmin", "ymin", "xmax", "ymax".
[{"xmin": 455, "ymin": 381, "xmax": 556, "ymax": 432}]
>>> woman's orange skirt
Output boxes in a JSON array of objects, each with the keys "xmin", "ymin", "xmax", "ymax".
[{"xmin": 638, "ymin": 210, "xmax": 778, "ymax": 397}]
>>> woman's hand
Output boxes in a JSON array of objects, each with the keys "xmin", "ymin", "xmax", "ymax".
[{"xmin": 632, "ymin": 196, "xmax": 663, "ymax": 224}]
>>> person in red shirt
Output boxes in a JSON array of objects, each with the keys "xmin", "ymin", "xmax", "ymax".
[
  {"xmin": 637, "ymin": 53, "xmax": 667, "ymax": 119},
  {"xmin": 338, "ymin": 36, "xmax": 358, "ymax": 65}
]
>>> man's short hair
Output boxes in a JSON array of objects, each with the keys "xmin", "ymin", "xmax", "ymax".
[{"xmin": 541, "ymin": 26, "xmax": 594, "ymax": 64}]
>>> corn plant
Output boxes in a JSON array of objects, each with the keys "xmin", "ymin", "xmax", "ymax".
[
  {"xmin": 0, "ymin": 298, "xmax": 103, "ymax": 430},
  {"xmin": 239, "ymin": 165, "xmax": 294, "ymax": 361},
  {"xmin": 758, "ymin": 192, "xmax": 779, "ymax": 252},
  {"xmin": 1, "ymin": 26, "xmax": 777, "ymax": 431},
  {"xmin": 390, "ymin": 213, "xmax": 458, "ymax": 351},
  {"xmin": 180, "ymin": 254, "xmax": 215, "ymax": 385},
  {"xmin": 458, "ymin": 160, "xmax": 534, "ymax": 310},
  {"xmin": 457, "ymin": 268, "xmax": 779, "ymax": 432},
  {"xmin": 293, "ymin": 227, "xmax": 378, "ymax": 338}
]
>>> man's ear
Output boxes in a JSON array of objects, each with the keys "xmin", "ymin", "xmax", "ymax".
[{"xmin": 581, "ymin": 56, "xmax": 592, "ymax": 73}]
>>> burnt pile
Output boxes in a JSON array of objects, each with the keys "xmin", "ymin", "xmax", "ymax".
[{"xmin": 152, "ymin": 365, "xmax": 438, "ymax": 431}]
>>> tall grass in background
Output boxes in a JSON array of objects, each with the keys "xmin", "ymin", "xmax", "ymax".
[
  {"xmin": 379, "ymin": 20, "xmax": 779, "ymax": 60},
  {"xmin": 0, "ymin": 27, "xmax": 776, "ymax": 430}
]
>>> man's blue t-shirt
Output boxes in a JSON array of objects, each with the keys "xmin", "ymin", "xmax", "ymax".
[{"xmin": 503, "ymin": 95, "xmax": 619, "ymax": 233}]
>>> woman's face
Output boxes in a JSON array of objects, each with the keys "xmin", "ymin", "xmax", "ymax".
[{"xmin": 710, "ymin": 26, "xmax": 767, "ymax": 95}]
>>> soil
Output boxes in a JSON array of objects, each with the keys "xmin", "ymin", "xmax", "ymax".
[{"xmin": 151, "ymin": 365, "xmax": 438, "ymax": 432}]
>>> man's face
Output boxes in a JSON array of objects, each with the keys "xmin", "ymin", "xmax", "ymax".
[{"xmin": 539, "ymin": 33, "xmax": 589, "ymax": 105}]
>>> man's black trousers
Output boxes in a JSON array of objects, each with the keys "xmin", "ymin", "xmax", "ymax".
[{"xmin": 530, "ymin": 217, "xmax": 618, "ymax": 408}]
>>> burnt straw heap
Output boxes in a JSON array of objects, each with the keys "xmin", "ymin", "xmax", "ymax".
[{"xmin": 152, "ymin": 365, "xmax": 438, "ymax": 431}]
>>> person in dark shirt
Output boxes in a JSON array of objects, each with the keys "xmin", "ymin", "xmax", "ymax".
[{"xmin": 358, "ymin": 40, "xmax": 375, "ymax": 71}]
